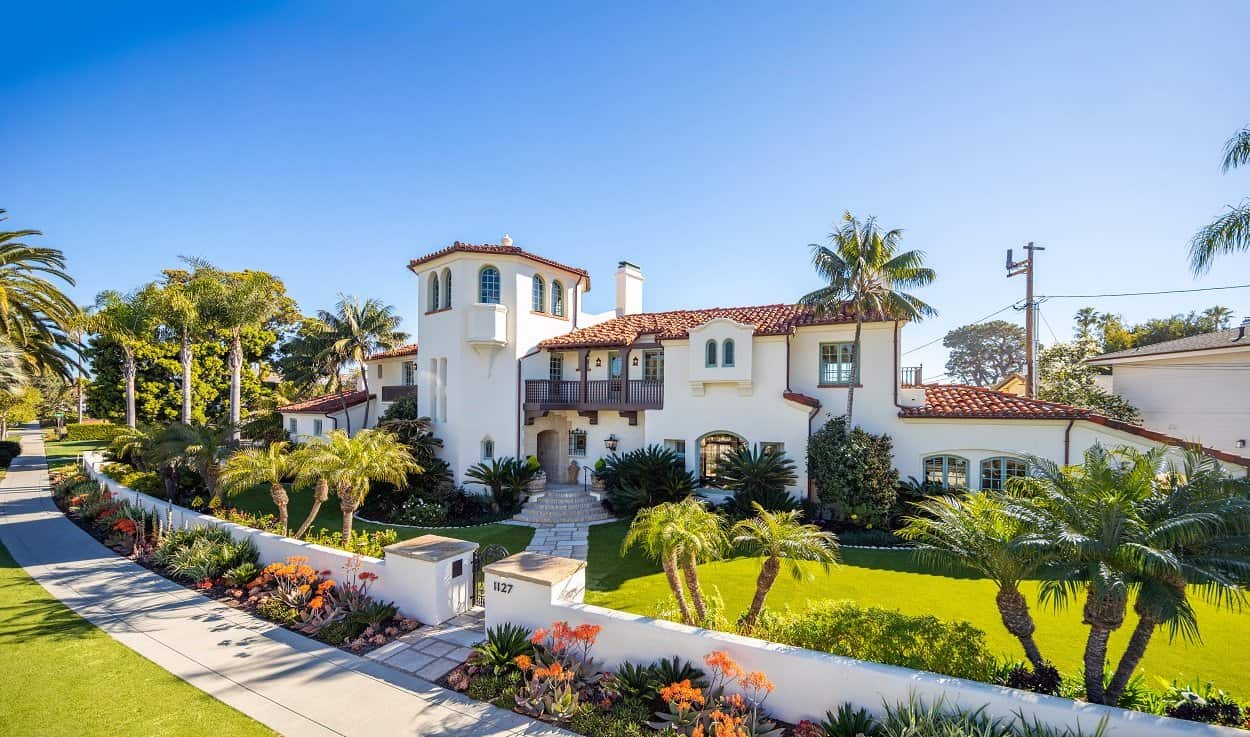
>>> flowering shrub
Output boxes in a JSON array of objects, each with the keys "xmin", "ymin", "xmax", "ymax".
[
  {"xmin": 514, "ymin": 621, "xmax": 604, "ymax": 722},
  {"xmin": 650, "ymin": 651, "xmax": 783, "ymax": 737}
]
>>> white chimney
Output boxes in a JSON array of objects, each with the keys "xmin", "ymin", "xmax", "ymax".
[
  {"xmin": 501, "ymin": 234, "xmax": 513, "ymax": 247},
  {"xmin": 615, "ymin": 261, "xmax": 644, "ymax": 317}
]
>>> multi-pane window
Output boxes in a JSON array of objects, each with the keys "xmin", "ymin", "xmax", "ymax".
[
  {"xmin": 549, "ymin": 353, "xmax": 564, "ymax": 381},
  {"xmin": 402, "ymin": 361, "xmax": 416, "ymax": 386},
  {"xmin": 819, "ymin": 342, "xmax": 857, "ymax": 385},
  {"xmin": 980, "ymin": 457, "xmax": 1027, "ymax": 491},
  {"xmin": 479, "ymin": 266, "xmax": 501, "ymax": 304},
  {"xmin": 442, "ymin": 269, "xmax": 452, "ymax": 309},
  {"xmin": 924, "ymin": 455, "xmax": 969, "ymax": 490},
  {"xmin": 376, "ymin": 363, "xmax": 383, "ymax": 378},
  {"xmin": 288, "ymin": 417, "xmax": 298, "ymax": 435},
  {"xmin": 532, "ymin": 275, "xmax": 546, "ymax": 312},
  {"xmin": 429, "ymin": 273, "xmax": 441, "ymax": 311},
  {"xmin": 759, "ymin": 441, "xmax": 784, "ymax": 456},
  {"xmin": 551, "ymin": 281, "xmax": 565, "ymax": 317},
  {"xmin": 643, "ymin": 350, "xmax": 664, "ymax": 382},
  {"xmin": 607, "ymin": 351, "xmax": 623, "ymax": 379},
  {"xmin": 664, "ymin": 439, "xmax": 686, "ymax": 462},
  {"xmin": 312, "ymin": 419, "xmax": 324, "ymax": 436},
  {"xmin": 705, "ymin": 340, "xmax": 718, "ymax": 367},
  {"xmin": 481, "ymin": 438, "xmax": 495, "ymax": 461},
  {"xmin": 568, "ymin": 429, "xmax": 587, "ymax": 457},
  {"xmin": 722, "ymin": 339, "xmax": 735, "ymax": 367},
  {"xmin": 700, "ymin": 433, "xmax": 745, "ymax": 485}
]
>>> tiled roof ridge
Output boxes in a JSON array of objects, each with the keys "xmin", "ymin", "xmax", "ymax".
[
  {"xmin": 406, "ymin": 241, "xmax": 590, "ymax": 283},
  {"xmin": 276, "ymin": 389, "xmax": 371, "ymax": 414},
  {"xmin": 367, "ymin": 343, "xmax": 419, "ymax": 360}
]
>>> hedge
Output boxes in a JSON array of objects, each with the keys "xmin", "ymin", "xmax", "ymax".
[
  {"xmin": 64, "ymin": 423, "xmax": 130, "ymax": 442},
  {"xmin": 0, "ymin": 440, "xmax": 21, "ymax": 467}
]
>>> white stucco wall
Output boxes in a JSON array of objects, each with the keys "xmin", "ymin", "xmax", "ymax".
[{"xmin": 280, "ymin": 402, "xmax": 368, "ymax": 441}]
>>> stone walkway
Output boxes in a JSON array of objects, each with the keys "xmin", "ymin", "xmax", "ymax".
[
  {"xmin": 365, "ymin": 608, "xmax": 485, "ymax": 682},
  {"xmin": 0, "ymin": 426, "xmax": 572, "ymax": 737}
]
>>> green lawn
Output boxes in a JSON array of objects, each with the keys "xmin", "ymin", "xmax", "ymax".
[
  {"xmin": 228, "ymin": 483, "xmax": 534, "ymax": 553},
  {"xmin": 0, "ymin": 540, "xmax": 274, "ymax": 737},
  {"xmin": 44, "ymin": 438, "xmax": 109, "ymax": 474},
  {"xmin": 586, "ymin": 520, "xmax": 1250, "ymax": 698}
]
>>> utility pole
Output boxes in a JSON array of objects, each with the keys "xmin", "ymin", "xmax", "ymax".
[{"xmin": 1006, "ymin": 242, "xmax": 1044, "ymax": 397}]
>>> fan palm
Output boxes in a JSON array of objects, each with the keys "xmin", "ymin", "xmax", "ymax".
[
  {"xmin": 156, "ymin": 422, "xmax": 232, "ymax": 503},
  {"xmin": 0, "ymin": 209, "xmax": 81, "ymax": 378},
  {"xmin": 800, "ymin": 212, "xmax": 936, "ymax": 424},
  {"xmin": 318, "ymin": 295, "xmax": 408, "ymax": 431},
  {"xmin": 219, "ymin": 441, "xmax": 297, "ymax": 533},
  {"xmin": 731, "ymin": 502, "xmax": 839, "ymax": 633},
  {"xmin": 1189, "ymin": 126, "xmax": 1250, "ymax": 274},
  {"xmin": 85, "ymin": 287, "xmax": 159, "ymax": 428},
  {"xmin": 297, "ymin": 429, "xmax": 420, "ymax": 542},
  {"xmin": 622, "ymin": 502, "xmax": 695, "ymax": 625},
  {"xmin": 901, "ymin": 493, "xmax": 1051, "ymax": 671}
]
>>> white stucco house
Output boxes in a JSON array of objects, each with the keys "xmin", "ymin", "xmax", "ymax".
[
  {"xmin": 280, "ymin": 237, "xmax": 1250, "ymax": 497},
  {"xmin": 1087, "ymin": 320, "xmax": 1250, "ymax": 455}
]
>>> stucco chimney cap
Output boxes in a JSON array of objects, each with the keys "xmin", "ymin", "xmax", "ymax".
[{"xmin": 501, "ymin": 234, "xmax": 513, "ymax": 247}]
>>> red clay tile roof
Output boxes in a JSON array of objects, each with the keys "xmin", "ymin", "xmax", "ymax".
[
  {"xmin": 367, "ymin": 343, "xmax": 419, "ymax": 360},
  {"xmin": 782, "ymin": 391, "xmax": 821, "ymax": 409},
  {"xmin": 1085, "ymin": 415, "xmax": 1250, "ymax": 470},
  {"xmin": 276, "ymin": 389, "xmax": 370, "ymax": 414},
  {"xmin": 538, "ymin": 303, "xmax": 874, "ymax": 348},
  {"xmin": 407, "ymin": 242, "xmax": 591, "ymax": 288},
  {"xmin": 900, "ymin": 384, "xmax": 1091, "ymax": 420}
]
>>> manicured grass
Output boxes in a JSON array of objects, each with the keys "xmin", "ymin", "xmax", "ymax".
[
  {"xmin": 228, "ymin": 483, "xmax": 534, "ymax": 553},
  {"xmin": 0, "ymin": 540, "xmax": 274, "ymax": 737},
  {"xmin": 586, "ymin": 520, "xmax": 1250, "ymax": 697},
  {"xmin": 44, "ymin": 438, "xmax": 109, "ymax": 473}
]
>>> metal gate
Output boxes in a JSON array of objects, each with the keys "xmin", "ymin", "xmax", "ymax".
[{"xmin": 473, "ymin": 543, "xmax": 511, "ymax": 608}]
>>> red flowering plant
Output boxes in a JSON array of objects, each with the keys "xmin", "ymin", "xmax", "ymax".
[
  {"xmin": 650, "ymin": 651, "xmax": 783, "ymax": 737},
  {"xmin": 514, "ymin": 620, "xmax": 604, "ymax": 722}
]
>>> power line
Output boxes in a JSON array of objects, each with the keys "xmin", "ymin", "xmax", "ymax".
[
  {"xmin": 1038, "ymin": 284, "xmax": 1250, "ymax": 299},
  {"xmin": 902, "ymin": 302, "xmax": 1018, "ymax": 356},
  {"xmin": 1038, "ymin": 307, "xmax": 1060, "ymax": 344}
]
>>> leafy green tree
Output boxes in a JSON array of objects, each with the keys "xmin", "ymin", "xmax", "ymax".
[
  {"xmin": 719, "ymin": 444, "xmax": 799, "ymax": 515},
  {"xmin": 154, "ymin": 262, "xmax": 216, "ymax": 424},
  {"xmin": 86, "ymin": 287, "xmax": 160, "ymax": 428},
  {"xmin": 731, "ymin": 503, "xmax": 839, "ymax": 634},
  {"xmin": 275, "ymin": 317, "xmax": 344, "ymax": 397},
  {"xmin": 318, "ymin": 295, "xmax": 407, "ymax": 431},
  {"xmin": 800, "ymin": 211, "xmax": 936, "ymax": 424},
  {"xmin": 901, "ymin": 493, "xmax": 1050, "ymax": 671},
  {"xmin": 0, "ymin": 386, "xmax": 39, "ymax": 437},
  {"xmin": 0, "ymin": 209, "xmax": 81, "ymax": 378},
  {"xmin": 1189, "ymin": 125, "xmax": 1250, "ymax": 274},
  {"xmin": 220, "ymin": 441, "xmax": 297, "ymax": 533},
  {"xmin": 941, "ymin": 320, "xmax": 1025, "ymax": 386},
  {"xmin": 1037, "ymin": 338, "xmax": 1141, "ymax": 422},
  {"xmin": 297, "ymin": 429, "xmax": 420, "ymax": 541},
  {"xmin": 808, "ymin": 416, "xmax": 898, "ymax": 528}
]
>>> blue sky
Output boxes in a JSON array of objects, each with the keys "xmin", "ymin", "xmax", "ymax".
[{"xmin": 4, "ymin": 1, "xmax": 1249, "ymax": 377}]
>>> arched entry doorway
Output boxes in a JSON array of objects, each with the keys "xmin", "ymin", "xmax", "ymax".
[
  {"xmin": 698, "ymin": 432, "xmax": 745, "ymax": 486},
  {"xmin": 536, "ymin": 429, "xmax": 564, "ymax": 482}
]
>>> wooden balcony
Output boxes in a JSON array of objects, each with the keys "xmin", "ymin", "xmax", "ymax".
[
  {"xmin": 524, "ymin": 379, "xmax": 663, "ymax": 424},
  {"xmin": 380, "ymin": 385, "xmax": 419, "ymax": 402}
]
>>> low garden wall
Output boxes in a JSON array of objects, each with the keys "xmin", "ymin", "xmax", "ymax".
[
  {"xmin": 484, "ymin": 551, "xmax": 1244, "ymax": 737},
  {"xmin": 81, "ymin": 451, "xmax": 477, "ymax": 625}
]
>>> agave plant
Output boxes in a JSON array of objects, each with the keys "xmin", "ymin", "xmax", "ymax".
[{"xmin": 472, "ymin": 623, "xmax": 535, "ymax": 675}]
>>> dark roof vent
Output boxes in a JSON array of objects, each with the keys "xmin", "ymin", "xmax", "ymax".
[{"xmin": 1235, "ymin": 317, "xmax": 1250, "ymax": 342}]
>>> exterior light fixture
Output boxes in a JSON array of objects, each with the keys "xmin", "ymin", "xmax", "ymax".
[
  {"xmin": 595, "ymin": 357, "xmax": 603, "ymax": 368},
  {"xmin": 604, "ymin": 434, "xmax": 619, "ymax": 452},
  {"xmin": 632, "ymin": 356, "xmax": 640, "ymax": 367},
  {"xmin": 1238, "ymin": 439, "xmax": 1247, "ymax": 449}
]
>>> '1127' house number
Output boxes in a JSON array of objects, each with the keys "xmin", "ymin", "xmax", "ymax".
[{"xmin": 493, "ymin": 581, "xmax": 513, "ymax": 594}]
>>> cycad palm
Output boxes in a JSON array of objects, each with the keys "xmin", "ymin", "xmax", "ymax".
[
  {"xmin": 319, "ymin": 295, "xmax": 407, "ymax": 431},
  {"xmin": 902, "ymin": 493, "xmax": 1050, "ymax": 670},
  {"xmin": 0, "ymin": 209, "xmax": 80, "ymax": 378},
  {"xmin": 731, "ymin": 502, "xmax": 839, "ymax": 633},
  {"xmin": 800, "ymin": 212, "xmax": 936, "ymax": 423},
  {"xmin": 299, "ymin": 429, "xmax": 420, "ymax": 542},
  {"xmin": 157, "ymin": 422, "xmax": 231, "ymax": 503},
  {"xmin": 622, "ymin": 502, "xmax": 696, "ymax": 625},
  {"xmin": 1189, "ymin": 126, "xmax": 1250, "ymax": 274},
  {"xmin": 220, "ymin": 441, "xmax": 297, "ymax": 533}
]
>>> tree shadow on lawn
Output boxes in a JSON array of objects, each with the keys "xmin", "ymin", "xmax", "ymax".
[{"xmin": 0, "ymin": 562, "xmax": 105, "ymax": 643}]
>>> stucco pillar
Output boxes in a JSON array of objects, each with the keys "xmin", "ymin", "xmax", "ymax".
[
  {"xmin": 383, "ymin": 535, "xmax": 479, "ymax": 625},
  {"xmin": 483, "ymin": 552, "xmax": 586, "ymax": 633}
]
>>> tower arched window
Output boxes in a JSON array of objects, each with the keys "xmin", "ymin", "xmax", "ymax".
[
  {"xmin": 722, "ymin": 339, "xmax": 735, "ymax": 367},
  {"xmin": 551, "ymin": 280, "xmax": 565, "ymax": 317},
  {"xmin": 705, "ymin": 339, "xmax": 718, "ymax": 367},
  {"xmin": 532, "ymin": 275, "xmax": 546, "ymax": 312},
  {"xmin": 478, "ymin": 266, "xmax": 501, "ymax": 304},
  {"xmin": 428, "ymin": 273, "xmax": 440, "ymax": 312},
  {"xmin": 441, "ymin": 268, "xmax": 452, "ymax": 309}
]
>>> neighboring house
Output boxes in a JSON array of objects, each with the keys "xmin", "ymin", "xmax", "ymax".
[
  {"xmin": 292, "ymin": 236, "xmax": 1250, "ymax": 493},
  {"xmin": 1087, "ymin": 320, "xmax": 1250, "ymax": 454},
  {"xmin": 276, "ymin": 343, "xmax": 419, "ymax": 440},
  {"xmin": 990, "ymin": 373, "xmax": 1027, "ymax": 396}
]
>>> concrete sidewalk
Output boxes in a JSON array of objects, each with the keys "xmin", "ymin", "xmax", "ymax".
[{"xmin": 0, "ymin": 426, "xmax": 570, "ymax": 737}]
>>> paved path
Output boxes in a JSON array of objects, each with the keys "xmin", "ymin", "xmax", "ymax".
[{"xmin": 0, "ymin": 426, "xmax": 571, "ymax": 737}]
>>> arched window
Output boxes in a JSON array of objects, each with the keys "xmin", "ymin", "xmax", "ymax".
[
  {"xmin": 699, "ymin": 432, "xmax": 745, "ymax": 485},
  {"xmin": 441, "ymin": 268, "xmax": 452, "ymax": 309},
  {"xmin": 480, "ymin": 437, "xmax": 495, "ymax": 461},
  {"xmin": 479, "ymin": 266, "xmax": 500, "ymax": 304},
  {"xmin": 722, "ymin": 339, "xmax": 735, "ymax": 367},
  {"xmin": 551, "ymin": 280, "xmax": 565, "ymax": 317},
  {"xmin": 428, "ymin": 273, "xmax": 440, "ymax": 312},
  {"xmin": 705, "ymin": 339, "xmax": 718, "ymax": 367},
  {"xmin": 532, "ymin": 275, "xmax": 546, "ymax": 312},
  {"xmin": 980, "ymin": 456, "xmax": 1027, "ymax": 491},
  {"xmin": 923, "ymin": 455, "xmax": 969, "ymax": 490}
]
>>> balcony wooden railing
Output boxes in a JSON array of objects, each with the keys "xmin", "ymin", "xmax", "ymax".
[
  {"xmin": 524, "ymin": 379, "xmax": 663, "ymax": 411},
  {"xmin": 380, "ymin": 385, "xmax": 419, "ymax": 402}
]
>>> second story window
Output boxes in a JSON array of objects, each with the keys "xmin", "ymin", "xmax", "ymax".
[
  {"xmin": 819, "ymin": 342, "xmax": 857, "ymax": 385},
  {"xmin": 549, "ymin": 353, "xmax": 564, "ymax": 381},
  {"xmin": 481, "ymin": 438, "xmax": 495, "ymax": 461},
  {"xmin": 376, "ymin": 363, "xmax": 383, "ymax": 379},
  {"xmin": 705, "ymin": 339, "xmax": 718, "ymax": 367},
  {"xmin": 441, "ymin": 268, "xmax": 452, "ymax": 309},
  {"xmin": 643, "ymin": 350, "xmax": 663, "ymax": 382},
  {"xmin": 532, "ymin": 274, "xmax": 546, "ymax": 312},
  {"xmin": 479, "ymin": 266, "xmax": 500, "ymax": 304},
  {"xmin": 722, "ymin": 339, "xmax": 735, "ymax": 367},
  {"xmin": 402, "ymin": 360, "xmax": 416, "ymax": 386},
  {"xmin": 551, "ymin": 280, "xmax": 565, "ymax": 317},
  {"xmin": 428, "ymin": 273, "xmax": 440, "ymax": 312}
]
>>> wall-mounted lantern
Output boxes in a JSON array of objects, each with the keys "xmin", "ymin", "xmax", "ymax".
[
  {"xmin": 632, "ymin": 356, "xmax": 640, "ymax": 367},
  {"xmin": 595, "ymin": 358, "xmax": 603, "ymax": 368},
  {"xmin": 604, "ymin": 434, "xmax": 619, "ymax": 452}
]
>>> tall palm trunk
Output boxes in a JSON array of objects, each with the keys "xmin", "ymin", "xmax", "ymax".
[
  {"xmin": 337, "ymin": 393, "xmax": 353, "ymax": 434},
  {"xmin": 228, "ymin": 330, "xmax": 243, "ymax": 444},
  {"xmin": 204, "ymin": 463, "xmax": 222, "ymax": 504},
  {"xmin": 1081, "ymin": 592, "xmax": 1125, "ymax": 705},
  {"xmin": 1105, "ymin": 613, "xmax": 1157, "ymax": 705},
  {"xmin": 661, "ymin": 552, "xmax": 694, "ymax": 625},
  {"xmin": 359, "ymin": 367, "xmax": 372, "ymax": 429},
  {"xmin": 294, "ymin": 478, "xmax": 330, "ymax": 539},
  {"xmin": 741, "ymin": 555, "xmax": 781, "ymax": 634},
  {"xmin": 995, "ymin": 585, "xmax": 1046, "ymax": 671},
  {"xmin": 681, "ymin": 554, "xmax": 708, "ymax": 624},
  {"xmin": 846, "ymin": 314, "xmax": 863, "ymax": 424},
  {"xmin": 339, "ymin": 487, "xmax": 360, "ymax": 542},
  {"xmin": 122, "ymin": 346, "xmax": 137, "ymax": 429},
  {"xmin": 179, "ymin": 330, "xmax": 193, "ymax": 424},
  {"xmin": 269, "ymin": 481, "xmax": 289, "ymax": 534}
]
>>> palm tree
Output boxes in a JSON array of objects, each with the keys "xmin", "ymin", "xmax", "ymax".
[
  {"xmin": 1190, "ymin": 126, "xmax": 1250, "ymax": 274},
  {"xmin": 86, "ymin": 287, "xmax": 159, "ymax": 428},
  {"xmin": 0, "ymin": 209, "xmax": 81, "ymax": 378},
  {"xmin": 290, "ymin": 441, "xmax": 334, "ymax": 538},
  {"xmin": 901, "ymin": 493, "xmax": 1051, "ymax": 671},
  {"xmin": 156, "ymin": 422, "xmax": 231, "ymax": 503},
  {"xmin": 669, "ymin": 498, "xmax": 728, "ymax": 624},
  {"xmin": 155, "ymin": 261, "xmax": 215, "ymax": 424},
  {"xmin": 622, "ymin": 502, "xmax": 695, "ymax": 625},
  {"xmin": 800, "ymin": 212, "xmax": 936, "ymax": 424},
  {"xmin": 319, "ymin": 295, "xmax": 408, "ymax": 431},
  {"xmin": 219, "ymin": 441, "xmax": 297, "ymax": 533},
  {"xmin": 0, "ymin": 337, "xmax": 28, "ymax": 394},
  {"xmin": 731, "ymin": 502, "xmax": 839, "ymax": 633},
  {"xmin": 298, "ymin": 429, "xmax": 420, "ymax": 542},
  {"xmin": 1202, "ymin": 305, "xmax": 1235, "ymax": 330},
  {"xmin": 108, "ymin": 424, "xmax": 161, "ymax": 471}
]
